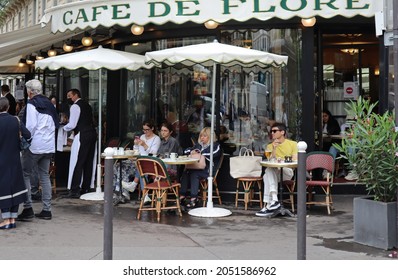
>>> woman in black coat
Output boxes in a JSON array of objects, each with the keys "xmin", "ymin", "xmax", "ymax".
[{"xmin": 0, "ymin": 97, "xmax": 30, "ymax": 229}]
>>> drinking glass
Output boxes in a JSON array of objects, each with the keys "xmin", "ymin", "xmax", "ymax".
[{"xmin": 264, "ymin": 149, "xmax": 272, "ymax": 161}]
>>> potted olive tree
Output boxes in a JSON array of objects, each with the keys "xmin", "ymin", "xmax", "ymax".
[{"xmin": 334, "ymin": 96, "xmax": 398, "ymax": 250}]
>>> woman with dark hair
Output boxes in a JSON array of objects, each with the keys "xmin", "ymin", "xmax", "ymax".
[
  {"xmin": 158, "ymin": 122, "xmax": 183, "ymax": 179},
  {"xmin": 322, "ymin": 109, "xmax": 341, "ymax": 136},
  {"xmin": 0, "ymin": 97, "xmax": 30, "ymax": 229},
  {"xmin": 119, "ymin": 120, "xmax": 161, "ymax": 203},
  {"xmin": 322, "ymin": 109, "xmax": 341, "ymax": 153}
]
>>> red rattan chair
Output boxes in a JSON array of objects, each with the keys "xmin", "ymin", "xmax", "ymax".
[
  {"xmin": 136, "ymin": 156, "xmax": 182, "ymax": 222},
  {"xmin": 306, "ymin": 151, "xmax": 335, "ymax": 214}
]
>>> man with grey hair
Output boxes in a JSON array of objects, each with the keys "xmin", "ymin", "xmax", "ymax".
[{"xmin": 17, "ymin": 79, "xmax": 59, "ymax": 221}]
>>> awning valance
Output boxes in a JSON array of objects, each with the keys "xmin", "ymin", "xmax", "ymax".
[{"xmin": 41, "ymin": 0, "xmax": 382, "ymax": 33}]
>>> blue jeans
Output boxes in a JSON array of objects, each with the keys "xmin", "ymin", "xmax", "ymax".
[{"xmin": 22, "ymin": 149, "xmax": 53, "ymax": 211}]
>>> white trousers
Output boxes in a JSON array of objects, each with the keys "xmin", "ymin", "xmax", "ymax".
[{"xmin": 262, "ymin": 167, "xmax": 294, "ymax": 204}]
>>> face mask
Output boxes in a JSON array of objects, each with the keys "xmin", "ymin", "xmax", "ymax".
[{"xmin": 67, "ymin": 98, "xmax": 74, "ymax": 105}]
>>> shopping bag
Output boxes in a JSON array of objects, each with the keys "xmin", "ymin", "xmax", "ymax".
[
  {"xmin": 186, "ymin": 153, "xmax": 206, "ymax": 170},
  {"xmin": 229, "ymin": 147, "xmax": 262, "ymax": 178}
]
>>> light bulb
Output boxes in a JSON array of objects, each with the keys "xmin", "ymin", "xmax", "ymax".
[
  {"xmin": 131, "ymin": 24, "xmax": 144, "ymax": 35},
  {"xmin": 81, "ymin": 36, "xmax": 93, "ymax": 47},
  {"xmin": 204, "ymin": 20, "xmax": 219, "ymax": 29},
  {"xmin": 63, "ymin": 43, "xmax": 74, "ymax": 52},
  {"xmin": 301, "ymin": 17, "xmax": 316, "ymax": 27},
  {"xmin": 47, "ymin": 48, "xmax": 57, "ymax": 57}
]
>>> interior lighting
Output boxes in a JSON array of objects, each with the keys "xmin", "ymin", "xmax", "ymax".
[
  {"xmin": 81, "ymin": 32, "xmax": 93, "ymax": 47},
  {"xmin": 340, "ymin": 48, "xmax": 362, "ymax": 55},
  {"xmin": 131, "ymin": 24, "xmax": 144, "ymax": 35},
  {"xmin": 47, "ymin": 45, "xmax": 57, "ymax": 57},
  {"xmin": 301, "ymin": 17, "xmax": 316, "ymax": 27},
  {"xmin": 204, "ymin": 20, "xmax": 219, "ymax": 29}
]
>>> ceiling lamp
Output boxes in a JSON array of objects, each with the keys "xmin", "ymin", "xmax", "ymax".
[
  {"xmin": 81, "ymin": 32, "xmax": 93, "ymax": 47},
  {"xmin": 18, "ymin": 58, "xmax": 26, "ymax": 67},
  {"xmin": 36, "ymin": 51, "xmax": 46, "ymax": 60},
  {"xmin": 26, "ymin": 55, "xmax": 35, "ymax": 65},
  {"xmin": 340, "ymin": 48, "xmax": 361, "ymax": 55},
  {"xmin": 301, "ymin": 17, "xmax": 316, "ymax": 27},
  {"xmin": 131, "ymin": 24, "xmax": 144, "ymax": 35},
  {"xmin": 204, "ymin": 20, "xmax": 219, "ymax": 29},
  {"xmin": 63, "ymin": 41, "xmax": 74, "ymax": 52},
  {"xmin": 47, "ymin": 45, "xmax": 57, "ymax": 57}
]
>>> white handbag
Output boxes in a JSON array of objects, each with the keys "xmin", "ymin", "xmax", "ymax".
[{"xmin": 229, "ymin": 147, "xmax": 262, "ymax": 178}]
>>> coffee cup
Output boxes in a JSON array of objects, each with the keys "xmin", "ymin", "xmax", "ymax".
[{"xmin": 170, "ymin": 153, "xmax": 178, "ymax": 160}]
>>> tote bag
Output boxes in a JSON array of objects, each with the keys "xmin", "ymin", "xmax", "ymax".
[{"xmin": 229, "ymin": 147, "xmax": 262, "ymax": 178}]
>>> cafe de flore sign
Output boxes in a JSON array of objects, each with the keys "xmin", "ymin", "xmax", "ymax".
[{"xmin": 40, "ymin": 0, "xmax": 381, "ymax": 33}]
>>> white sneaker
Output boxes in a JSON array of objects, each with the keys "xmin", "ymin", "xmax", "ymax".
[
  {"xmin": 144, "ymin": 194, "xmax": 152, "ymax": 203},
  {"xmin": 122, "ymin": 188, "xmax": 130, "ymax": 201},
  {"xmin": 122, "ymin": 181, "xmax": 136, "ymax": 193},
  {"xmin": 345, "ymin": 171, "xmax": 358, "ymax": 181}
]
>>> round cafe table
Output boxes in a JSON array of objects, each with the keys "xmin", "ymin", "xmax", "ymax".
[
  {"xmin": 260, "ymin": 160, "xmax": 298, "ymax": 218},
  {"xmin": 161, "ymin": 156, "xmax": 199, "ymax": 165}
]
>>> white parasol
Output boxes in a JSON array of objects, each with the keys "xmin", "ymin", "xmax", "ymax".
[
  {"xmin": 36, "ymin": 46, "xmax": 153, "ymax": 200},
  {"xmin": 145, "ymin": 39, "xmax": 288, "ymax": 217}
]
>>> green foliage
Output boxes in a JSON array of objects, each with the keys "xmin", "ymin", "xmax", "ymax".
[{"xmin": 333, "ymin": 97, "xmax": 398, "ymax": 202}]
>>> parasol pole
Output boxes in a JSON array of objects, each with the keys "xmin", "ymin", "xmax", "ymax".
[
  {"xmin": 188, "ymin": 62, "xmax": 232, "ymax": 217},
  {"xmin": 81, "ymin": 68, "xmax": 104, "ymax": 200}
]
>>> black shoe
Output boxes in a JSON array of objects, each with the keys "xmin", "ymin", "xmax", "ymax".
[
  {"xmin": 255, "ymin": 207, "xmax": 274, "ymax": 217},
  {"xmin": 62, "ymin": 191, "xmax": 81, "ymax": 199},
  {"xmin": 268, "ymin": 201, "xmax": 281, "ymax": 211},
  {"xmin": 16, "ymin": 207, "xmax": 34, "ymax": 221},
  {"xmin": 35, "ymin": 210, "xmax": 52, "ymax": 220}
]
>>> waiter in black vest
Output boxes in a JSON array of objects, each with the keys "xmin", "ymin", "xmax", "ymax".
[{"xmin": 63, "ymin": 89, "xmax": 97, "ymax": 198}]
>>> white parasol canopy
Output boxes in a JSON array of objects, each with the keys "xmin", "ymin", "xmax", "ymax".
[
  {"xmin": 145, "ymin": 39, "xmax": 288, "ymax": 217},
  {"xmin": 36, "ymin": 46, "xmax": 153, "ymax": 200}
]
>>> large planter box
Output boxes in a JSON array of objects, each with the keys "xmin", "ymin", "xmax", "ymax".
[{"xmin": 354, "ymin": 197, "xmax": 397, "ymax": 250}]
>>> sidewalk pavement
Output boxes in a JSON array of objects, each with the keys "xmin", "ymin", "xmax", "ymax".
[{"xmin": 0, "ymin": 194, "xmax": 394, "ymax": 260}]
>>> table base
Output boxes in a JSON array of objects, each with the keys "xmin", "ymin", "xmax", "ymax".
[
  {"xmin": 188, "ymin": 206, "xmax": 232, "ymax": 217},
  {"xmin": 80, "ymin": 187, "xmax": 104, "ymax": 201}
]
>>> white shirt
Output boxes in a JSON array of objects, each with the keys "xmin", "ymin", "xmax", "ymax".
[
  {"xmin": 63, "ymin": 99, "xmax": 81, "ymax": 132},
  {"xmin": 25, "ymin": 103, "xmax": 56, "ymax": 154},
  {"xmin": 134, "ymin": 134, "xmax": 161, "ymax": 155}
]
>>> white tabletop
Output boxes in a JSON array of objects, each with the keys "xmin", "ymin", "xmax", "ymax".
[
  {"xmin": 260, "ymin": 160, "xmax": 298, "ymax": 168},
  {"xmin": 162, "ymin": 157, "xmax": 199, "ymax": 165}
]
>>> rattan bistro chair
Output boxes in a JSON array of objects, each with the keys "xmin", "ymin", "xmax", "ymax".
[
  {"xmin": 136, "ymin": 156, "xmax": 182, "ymax": 222},
  {"xmin": 306, "ymin": 151, "xmax": 335, "ymax": 215}
]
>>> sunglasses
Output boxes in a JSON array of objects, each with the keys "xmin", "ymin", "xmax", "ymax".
[
  {"xmin": 271, "ymin": 129, "xmax": 280, "ymax": 133},
  {"xmin": 142, "ymin": 128, "xmax": 151, "ymax": 132}
]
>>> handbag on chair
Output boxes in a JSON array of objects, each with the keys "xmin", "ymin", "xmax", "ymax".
[{"xmin": 229, "ymin": 147, "xmax": 262, "ymax": 178}]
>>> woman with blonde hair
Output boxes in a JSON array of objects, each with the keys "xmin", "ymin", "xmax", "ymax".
[{"xmin": 179, "ymin": 127, "xmax": 222, "ymax": 209}]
